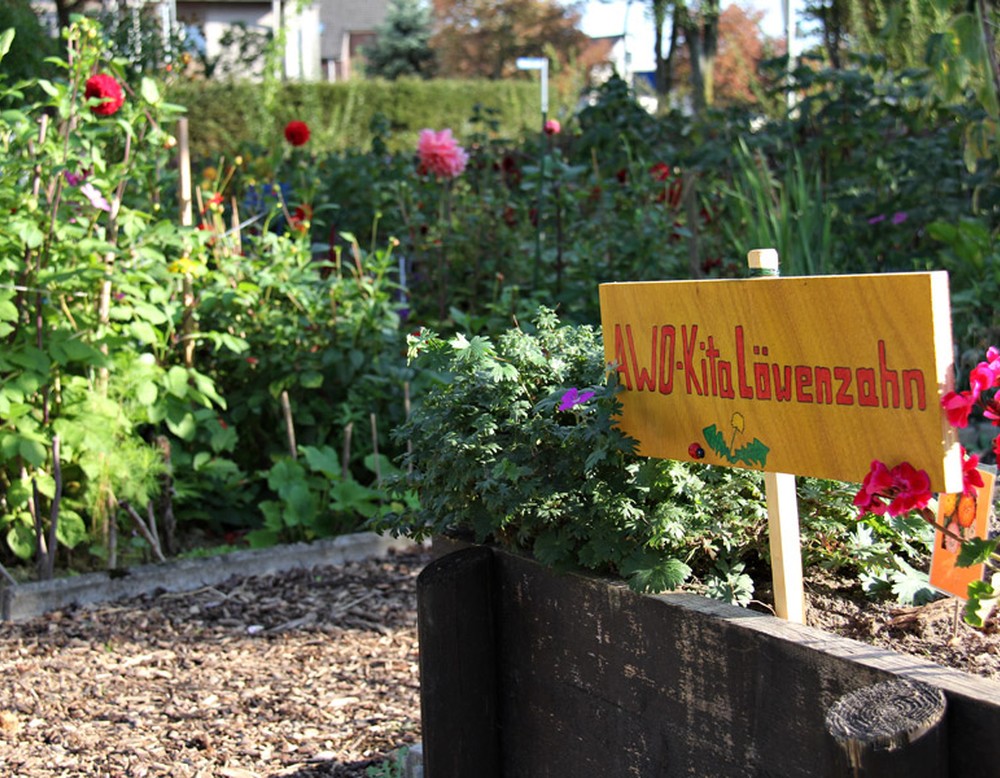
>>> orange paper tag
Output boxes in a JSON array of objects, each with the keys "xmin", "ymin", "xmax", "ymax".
[{"xmin": 929, "ymin": 468, "xmax": 995, "ymax": 599}]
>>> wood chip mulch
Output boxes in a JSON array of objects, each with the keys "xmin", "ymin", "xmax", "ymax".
[{"xmin": 0, "ymin": 548, "xmax": 430, "ymax": 777}]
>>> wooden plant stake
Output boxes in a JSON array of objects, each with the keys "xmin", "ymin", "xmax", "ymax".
[
  {"xmin": 370, "ymin": 412, "xmax": 381, "ymax": 487},
  {"xmin": 342, "ymin": 421, "xmax": 353, "ymax": 480},
  {"xmin": 747, "ymin": 248, "xmax": 805, "ymax": 623},
  {"xmin": 280, "ymin": 390, "xmax": 297, "ymax": 459},
  {"xmin": 176, "ymin": 117, "xmax": 196, "ymax": 368}
]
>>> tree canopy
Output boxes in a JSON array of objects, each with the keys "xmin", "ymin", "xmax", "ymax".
[{"xmin": 430, "ymin": 0, "xmax": 589, "ymax": 79}]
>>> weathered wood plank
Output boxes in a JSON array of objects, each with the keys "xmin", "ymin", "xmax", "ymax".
[
  {"xmin": 484, "ymin": 547, "xmax": 1000, "ymax": 777},
  {"xmin": 417, "ymin": 547, "xmax": 500, "ymax": 778}
]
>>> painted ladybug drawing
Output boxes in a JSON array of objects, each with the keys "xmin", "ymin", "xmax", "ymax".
[{"xmin": 688, "ymin": 442, "xmax": 705, "ymax": 459}]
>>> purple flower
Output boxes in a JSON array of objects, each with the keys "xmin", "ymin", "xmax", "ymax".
[
  {"xmin": 558, "ymin": 387, "xmax": 595, "ymax": 411},
  {"xmin": 891, "ymin": 211, "xmax": 908, "ymax": 225},
  {"xmin": 867, "ymin": 214, "xmax": 886, "ymax": 225},
  {"xmin": 65, "ymin": 170, "xmax": 86, "ymax": 186},
  {"xmin": 80, "ymin": 182, "xmax": 110, "ymax": 212}
]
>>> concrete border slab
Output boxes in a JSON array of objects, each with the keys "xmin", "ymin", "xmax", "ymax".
[{"xmin": 1, "ymin": 532, "xmax": 419, "ymax": 622}]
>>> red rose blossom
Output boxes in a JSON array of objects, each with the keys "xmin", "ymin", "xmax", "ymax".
[
  {"xmin": 284, "ymin": 120, "xmax": 310, "ymax": 147},
  {"xmin": 84, "ymin": 73, "xmax": 124, "ymax": 116}
]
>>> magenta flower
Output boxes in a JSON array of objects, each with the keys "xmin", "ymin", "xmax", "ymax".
[
  {"xmin": 961, "ymin": 447, "xmax": 985, "ymax": 496},
  {"xmin": 970, "ymin": 362, "xmax": 998, "ymax": 395},
  {"xmin": 941, "ymin": 390, "xmax": 977, "ymax": 427},
  {"xmin": 891, "ymin": 211, "xmax": 908, "ymax": 225},
  {"xmin": 853, "ymin": 460, "xmax": 895, "ymax": 515},
  {"xmin": 558, "ymin": 387, "xmax": 595, "ymax": 412},
  {"xmin": 544, "ymin": 119, "xmax": 561, "ymax": 135},
  {"xmin": 886, "ymin": 462, "xmax": 932, "ymax": 514},
  {"xmin": 853, "ymin": 459, "xmax": 932, "ymax": 517},
  {"xmin": 80, "ymin": 182, "xmax": 110, "ymax": 212},
  {"xmin": 417, "ymin": 129, "xmax": 468, "ymax": 179}
]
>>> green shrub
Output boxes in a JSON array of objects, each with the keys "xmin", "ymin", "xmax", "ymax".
[{"xmin": 374, "ymin": 307, "xmax": 937, "ymax": 604}]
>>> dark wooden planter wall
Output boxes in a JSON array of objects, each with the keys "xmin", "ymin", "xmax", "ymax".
[{"xmin": 418, "ymin": 545, "xmax": 1000, "ymax": 778}]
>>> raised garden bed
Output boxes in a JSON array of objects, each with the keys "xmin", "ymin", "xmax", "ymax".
[{"xmin": 418, "ymin": 544, "xmax": 1000, "ymax": 777}]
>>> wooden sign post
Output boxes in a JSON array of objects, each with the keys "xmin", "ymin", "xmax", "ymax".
[
  {"xmin": 750, "ymin": 249, "xmax": 801, "ymax": 622},
  {"xmin": 599, "ymin": 251, "xmax": 963, "ymax": 622}
]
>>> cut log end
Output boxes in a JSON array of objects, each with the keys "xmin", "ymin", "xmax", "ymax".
[{"xmin": 825, "ymin": 679, "xmax": 947, "ymax": 777}]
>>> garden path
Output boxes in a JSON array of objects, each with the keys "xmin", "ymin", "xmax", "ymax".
[{"xmin": 0, "ymin": 548, "xmax": 428, "ymax": 777}]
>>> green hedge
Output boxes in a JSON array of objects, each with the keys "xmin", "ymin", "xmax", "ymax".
[{"xmin": 167, "ymin": 77, "xmax": 571, "ymax": 158}]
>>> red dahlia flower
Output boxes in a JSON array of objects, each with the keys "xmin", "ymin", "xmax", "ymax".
[
  {"xmin": 84, "ymin": 73, "xmax": 124, "ymax": 116},
  {"xmin": 284, "ymin": 120, "xmax": 311, "ymax": 146}
]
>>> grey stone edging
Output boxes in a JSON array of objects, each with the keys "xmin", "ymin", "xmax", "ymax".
[{"xmin": 0, "ymin": 532, "xmax": 420, "ymax": 622}]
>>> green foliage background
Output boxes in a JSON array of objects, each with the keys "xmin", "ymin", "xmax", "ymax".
[{"xmin": 168, "ymin": 78, "xmax": 567, "ymax": 158}]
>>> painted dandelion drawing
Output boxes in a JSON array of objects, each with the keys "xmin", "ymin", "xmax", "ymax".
[{"xmin": 729, "ymin": 412, "xmax": 745, "ymax": 453}]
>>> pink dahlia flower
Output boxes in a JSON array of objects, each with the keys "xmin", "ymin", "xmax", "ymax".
[{"xmin": 417, "ymin": 129, "xmax": 468, "ymax": 179}]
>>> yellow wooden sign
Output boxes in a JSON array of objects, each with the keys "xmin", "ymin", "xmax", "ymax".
[{"xmin": 599, "ymin": 271, "xmax": 962, "ymax": 493}]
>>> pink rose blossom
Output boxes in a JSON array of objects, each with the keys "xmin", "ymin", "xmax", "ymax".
[
  {"xmin": 417, "ymin": 129, "xmax": 468, "ymax": 179},
  {"xmin": 544, "ymin": 119, "xmax": 561, "ymax": 135}
]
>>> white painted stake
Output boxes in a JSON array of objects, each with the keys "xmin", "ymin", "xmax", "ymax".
[{"xmin": 748, "ymin": 249, "xmax": 805, "ymax": 623}]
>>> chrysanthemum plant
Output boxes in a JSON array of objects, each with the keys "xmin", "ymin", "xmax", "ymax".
[{"xmin": 854, "ymin": 346, "xmax": 1000, "ymax": 625}]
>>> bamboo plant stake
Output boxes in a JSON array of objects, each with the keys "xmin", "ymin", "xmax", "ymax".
[
  {"xmin": 177, "ymin": 117, "xmax": 196, "ymax": 367},
  {"xmin": 747, "ymin": 248, "xmax": 805, "ymax": 624}
]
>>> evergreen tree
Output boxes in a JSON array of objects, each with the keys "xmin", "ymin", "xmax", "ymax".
[{"xmin": 365, "ymin": 0, "xmax": 437, "ymax": 79}]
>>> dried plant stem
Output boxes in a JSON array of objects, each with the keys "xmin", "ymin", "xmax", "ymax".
[
  {"xmin": 156, "ymin": 435, "xmax": 177, "ymax": 556},
  {"xmin": 44, "ymin": 435, "xmax": 62, "ymax": 580},
  {"xmin": 119, "ymin": 500, "xmax": 166, "ymax": 563},
  {"xmin": 32, "ymin": 478, "xmax": 47, "ymax": 580}
]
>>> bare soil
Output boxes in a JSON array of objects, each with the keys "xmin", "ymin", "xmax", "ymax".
[
  {"xmin": 1, "ymin": 547, "xmax": 998, "ymax": 778},
  {"xmin": 800, "ymin": 571, "xmax": 1000, "ymax": 682}
]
